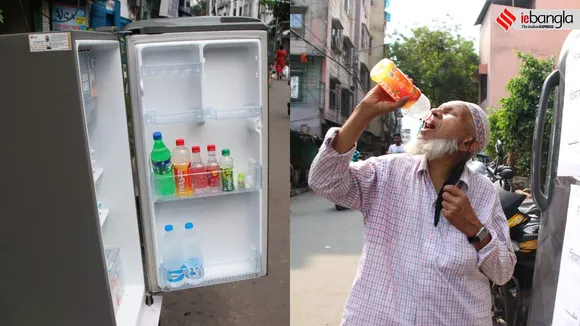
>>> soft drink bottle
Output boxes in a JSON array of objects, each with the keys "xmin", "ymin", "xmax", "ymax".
[
  {"xmin": 206, "ymin": 144, "xmax": 221, "ymax": 192},
  {"xmin": 183, "ymin": 222, "xmax": 204, "ymax": 285},
  {"xmin": 150, "ymin": 132, "xmax": 175, "ymax": 196},
  {"xmin": 171, "ymin": 139, "xmax": 194, "ymax": 197},
  {"xmin": 370, "ymin": 58, "xmax": 431, "ymax": 119},
  {"xmin": 190, "ymin": 146, "xmax": 207, "ymax": 193},
  {"xmin": 220, "ymin": 149, "xmax": 235, "ymax": 192},
  {"xmin": 162, "ymin": 224, "xmax": 185, "ymax": 289}
]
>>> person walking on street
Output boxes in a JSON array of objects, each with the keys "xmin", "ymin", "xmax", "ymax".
[
  {"xmin": 275, "ymin": 45, "xmax": 287, "ymax": 80},
  {"xmin": 308, "ymin": 84, "xmax": 516, "ymax": 326},
  {"xmin": 387, "ymin": 133, "xmax": 405, "ymax": 154}
]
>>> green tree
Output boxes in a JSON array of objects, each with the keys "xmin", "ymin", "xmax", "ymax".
[
  {"xmin": 190, "ymin": 0, "xmax": 205, "ymax": 16},
  {"xmin": 260, "ymin": 0, "xmax": 289, "ymax": 24},
  {"xmin": 385, "ymin": 21, "xmax": 479, "ymax": 108},
  {"xmin": 486, "ymin": 52, "xmax": 555, "ymax": 177}
]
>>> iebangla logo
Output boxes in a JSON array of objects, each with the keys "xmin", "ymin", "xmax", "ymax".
[{"xmin": 496, "ymin": 8, "xmax": 517, "ymax": 31}]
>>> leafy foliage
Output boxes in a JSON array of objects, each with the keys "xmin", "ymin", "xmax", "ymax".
[
  {"xmin": 384, "ymin": 20, "xmax": 479, "ymax": 108},
  {"xmin": 190, "ymin": 0, "xmax": 205, "ymax": 16},
  {"xmin": 260, "ymin": 0, "xmax": 289, "ymax": 24},
  {"xmin": 0, "ymin": 9, "xmax": 4, "ymax": 24},
  {"xmin": 485, "ymin": 52, "xmax": 555, "ymax": 177}
]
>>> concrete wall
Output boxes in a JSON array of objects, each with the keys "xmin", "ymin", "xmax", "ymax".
[{"xmin": 481, "ymin": 0, "xmax": 580, "ymax": 109}]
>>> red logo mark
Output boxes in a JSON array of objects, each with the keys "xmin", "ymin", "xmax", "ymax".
[{"xmin": 496, "ymin": 8, "xmax": 517, "ymax": 31}]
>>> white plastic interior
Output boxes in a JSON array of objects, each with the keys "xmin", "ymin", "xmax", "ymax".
[
  {"xmin": 135, "ymin": 39, "xmax": 265, "ymax": 291},
  {"xmin": 76, "ymin": 40, "xmax": 145, "ymax": 326}
]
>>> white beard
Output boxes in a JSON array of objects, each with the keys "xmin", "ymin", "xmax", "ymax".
[{"xmin": 406, "ymin": 136, "xmax": 459, "ymax": 160}]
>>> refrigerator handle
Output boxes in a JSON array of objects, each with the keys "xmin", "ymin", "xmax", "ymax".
[{"xmin": 531, "ymin": 69, "xmax": 559, "ymax": 211}]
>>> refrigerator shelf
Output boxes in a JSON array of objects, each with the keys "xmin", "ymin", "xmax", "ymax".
[
  {"xmin": 154, "ymin": 186, "xmax": 259, "ymax": 203},
  {"xmin": 158, "ymin": 251, "xmax": 261, "ymax": 290},
  {"xmin": 99, "ymin": 209, "xmax": 110, "ymax": 227},
  {"xmin": 93, "ymin": 168, "xmax": 104, "ymax": 183},
  {"xmin": 143, "ymin": 106, "xmax": 261, "ymax": 125},
  {"xmin": 141, "ymin": 63, "xmax": 202, "ymax": 76}
]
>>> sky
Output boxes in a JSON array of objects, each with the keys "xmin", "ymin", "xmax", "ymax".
[{"xmin": 384, "ymin": 0, "xmax": 487, "ymax": 52}]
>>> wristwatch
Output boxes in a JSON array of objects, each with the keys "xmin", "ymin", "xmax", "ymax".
[{"xmin": 468, "ymin": 226, "xmax": 489, "ymax": 243}]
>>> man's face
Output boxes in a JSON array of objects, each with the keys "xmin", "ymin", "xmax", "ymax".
[
  {"xmin": 394, "ymin": 136, "xmax": 401, "ymax": 145},
  {"xmin": 406, "ymin": 101, "xmax": 476, "ymax": 160}
]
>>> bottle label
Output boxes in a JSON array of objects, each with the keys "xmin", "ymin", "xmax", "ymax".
[
  {"xmin": 167, "ymin": 267, "xmax": 185, "ymax": 283},
  {"xmin": 378, "ymin": 65, "xmax": 421, "ymax": 102},
  {"xmin": 221, "ymin": 167, "xmax": 235, "ymax": 191},
  {"xmin": 191, "ymin": 167, "xmax": 208, "ymax": 189},
  {"xmin": 207, "ymin": 166, "xmax": 221, "ymax": 187},
  {"xmin": 184, "ymin": 259, "xmax": 204, "ymax": 279},
  {"xmin": 152, "ymin": 158, "xmax": 172, "ymax": 175},
  {"xmin": 174, "ymin": 164, "xmax": 193, "ymax": 195}
]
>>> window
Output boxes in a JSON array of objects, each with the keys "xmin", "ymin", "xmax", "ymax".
[
  {"xmin": 361, "ymin": 24, "xmax": 370, "ymax": 50},
  {"xmin": 290, "ymin": 73, "xmax": 303, "ymax": 102},
  {"xmin": 360, "ymin": 64, "xmax": 370, "ymax": 91},
  {"xmin": 341, "ymin": 88, "xmax": 353, "ymax": 117},
  {"xmin": 331, "ymin": 27, "xmax": 343, "ymax": 51},
  {"xmin": 479, "ymin": 74, "xmax": 488, "ymax": 104},
  {"xmin": 329, "ymin": 79, "xmax": 341, "ymax": 110},
  {"xmin": 342, "ymin": 40, "xmax": 353, "ymax": 67},
  {"xmin": 344, "ymin": 0, "xmax": 351, "ymax": 15},
  {"xmin": 291, "ymin": 7, "xmax": 307, "ymax": 36}
]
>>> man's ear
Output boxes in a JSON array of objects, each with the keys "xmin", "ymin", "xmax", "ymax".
[{"xmin": 459, "ymin": 137, "xmax": 477, "ymax": 152}]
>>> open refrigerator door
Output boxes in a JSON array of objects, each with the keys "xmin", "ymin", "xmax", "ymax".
[
  {"xmin": 126, "ymin": 22, "xmax": 268, "ymax": 294},
  {"xmin": 75, "ymin": 37, "xmax": 146, "ymax": 325}
]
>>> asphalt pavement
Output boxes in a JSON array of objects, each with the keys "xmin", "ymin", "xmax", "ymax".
[{"xmin": 291, "ymin": 192, "xmax": 364, "ymax": 325}]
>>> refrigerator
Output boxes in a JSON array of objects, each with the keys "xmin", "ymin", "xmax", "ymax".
[
  {"xmin": 528, "ymin": 30, "xmax": 580, "ymax": 325},
  {"xmin": 0, "ymin": 17, "xmax": 269, "ymax": 326}
]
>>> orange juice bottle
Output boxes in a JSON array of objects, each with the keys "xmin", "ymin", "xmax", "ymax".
[
  {"xmin": 171, "ymin": 139, "xmax": 194, "ymax": 197},
  {"xmin": 370, "ymin": 58, "xmax": 431, "ymax": 119}
]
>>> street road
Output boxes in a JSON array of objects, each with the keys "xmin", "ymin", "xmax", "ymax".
[{"xmin": 291, "ymin": 192, "xmax": 364, "ymax": 325}]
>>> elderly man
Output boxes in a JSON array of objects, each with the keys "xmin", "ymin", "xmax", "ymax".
[{"xmin": 309, "ymin": 85, "xmax": 516, "ymax": 325}]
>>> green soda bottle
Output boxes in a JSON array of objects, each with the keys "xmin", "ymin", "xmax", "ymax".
[
  {"xmin": 151, "ymin": 132, "xmax": 175, "ymax": 196},
  {"xmin": 220, "ymin": 149, "xmax": 235, "ymax": 192}
]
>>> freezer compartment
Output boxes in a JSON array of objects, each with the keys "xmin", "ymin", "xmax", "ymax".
[
  {"xmin": 150, "ymin": 161, "xmax": 262, "ymax": 202},
  {"xmin": 158, "ymin": 250, "xmax": 262, "ymax": 290},
  {"xmin": 75, "ymin": 39, "xmax": 145, "ymax": 326}
]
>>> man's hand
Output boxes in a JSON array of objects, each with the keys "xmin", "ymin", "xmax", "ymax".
[
  {"xmin": 356, "ymin": 85, "xmax": 409, "ymax": 120},
  {"xmin": 441, "ymin": 185, "xmax": 483, "ymax": 237}
]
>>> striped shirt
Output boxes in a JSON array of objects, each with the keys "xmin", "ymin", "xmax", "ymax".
[{"xmin": 308, "ymin": 128, "xmax": 516, "ymax": 326}]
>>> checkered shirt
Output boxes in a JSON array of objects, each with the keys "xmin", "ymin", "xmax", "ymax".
[{"xmin": 308, "ymin": 128, "xmax": 516, "ymax": 326}]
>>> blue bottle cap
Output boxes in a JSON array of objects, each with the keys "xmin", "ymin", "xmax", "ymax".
[
  {"xmin": 185, "ymin": 222, "xmax": 194, "ymax": 229},
  {"xmin": 153, "ymin": 132, "xmax": 162, "ymax": 140},
  {"xmin": 165, "ymin": 224, "xmax": 173, "ymax": 232}
]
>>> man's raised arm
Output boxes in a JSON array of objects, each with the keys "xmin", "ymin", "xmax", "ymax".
[{"xmin": 308, "ymin": 86, "xmax": 408, "ymax": 211}]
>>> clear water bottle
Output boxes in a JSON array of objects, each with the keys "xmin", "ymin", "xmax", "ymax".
[
  {"xmin": 162, "ymin": 224, "xmax": 185, "ymax": 289},
  {"xmin": 183, "ymin": 222, "xmax": 204, "ymax": 285}
]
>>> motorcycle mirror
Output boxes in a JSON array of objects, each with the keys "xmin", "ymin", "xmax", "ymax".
[{"xmin": 495, "ymin": 139, "xmax": 503, "ymax": 157}]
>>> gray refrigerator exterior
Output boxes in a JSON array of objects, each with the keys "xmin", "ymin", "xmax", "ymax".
[
  {"xmin": 124, "ymin": 16, "xmax": 270, "ymax": 294},
  {"xmin": 528, "ymin": 31, "xmax": 580, "ymax": 325},
  {"xmin": 0, "ymin": 32, "xmax": 120, "ymax": 326}
]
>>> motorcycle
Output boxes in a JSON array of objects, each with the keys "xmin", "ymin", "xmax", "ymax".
[
  {"xmin": 468, "ymin": 140, "xmax": 539, "ymax": 326},
  {"xmin": 335, "ymin": 150, "xmax": 362, "ymax": 211}
]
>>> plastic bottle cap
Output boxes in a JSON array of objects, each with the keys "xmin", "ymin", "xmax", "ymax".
[
  {"xmin": 192, "ymin": 146, "xmax": 201, "ymax": 153},
  {"xmin": 207, "ymin": 144, "xmax": 216, "ymax": 151},
  {"xmin": 176, "ymin": 139, "xmax": 185, "ymax": 146},
  {"xmin": 165, "ymin": 224, "xmax": 173, "ymax": 232},
  {"xmin": 185, "ymin": 222, "xmax": 194, "ymax": 229},
  {"xmin": 153, "ymin": 132, "xmax": 162, "ymax": 140},
  {"xmin": 222, "ymin": 149, "xmax": 230, "ymax": 156}
]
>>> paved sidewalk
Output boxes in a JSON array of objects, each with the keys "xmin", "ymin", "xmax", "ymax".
[{"xmin": 291, "ymin": 192, "xmax": 363, "ymax": 325}]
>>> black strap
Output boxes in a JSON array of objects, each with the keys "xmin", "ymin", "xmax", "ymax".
[{"xmin": 434, "ymin": 157, "xmax": 468, "ymax": 226}]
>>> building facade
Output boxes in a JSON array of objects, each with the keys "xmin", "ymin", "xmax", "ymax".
[{"xmin": 475, "ymin": 0, "xmax": 580, "ymax": 110}]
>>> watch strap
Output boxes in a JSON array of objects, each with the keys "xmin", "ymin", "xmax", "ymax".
[{"xmin": 468, "ymin": 226, "xmax": 489, "ymax": 243}]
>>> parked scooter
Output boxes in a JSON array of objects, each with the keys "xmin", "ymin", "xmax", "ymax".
[
  {"xmin": 468, "ymin": 140, "xmax": 539, "ymax": 326},
  {"xmin": 335, "ymin": 150, "xmax": 362, "ymax": 211}
]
